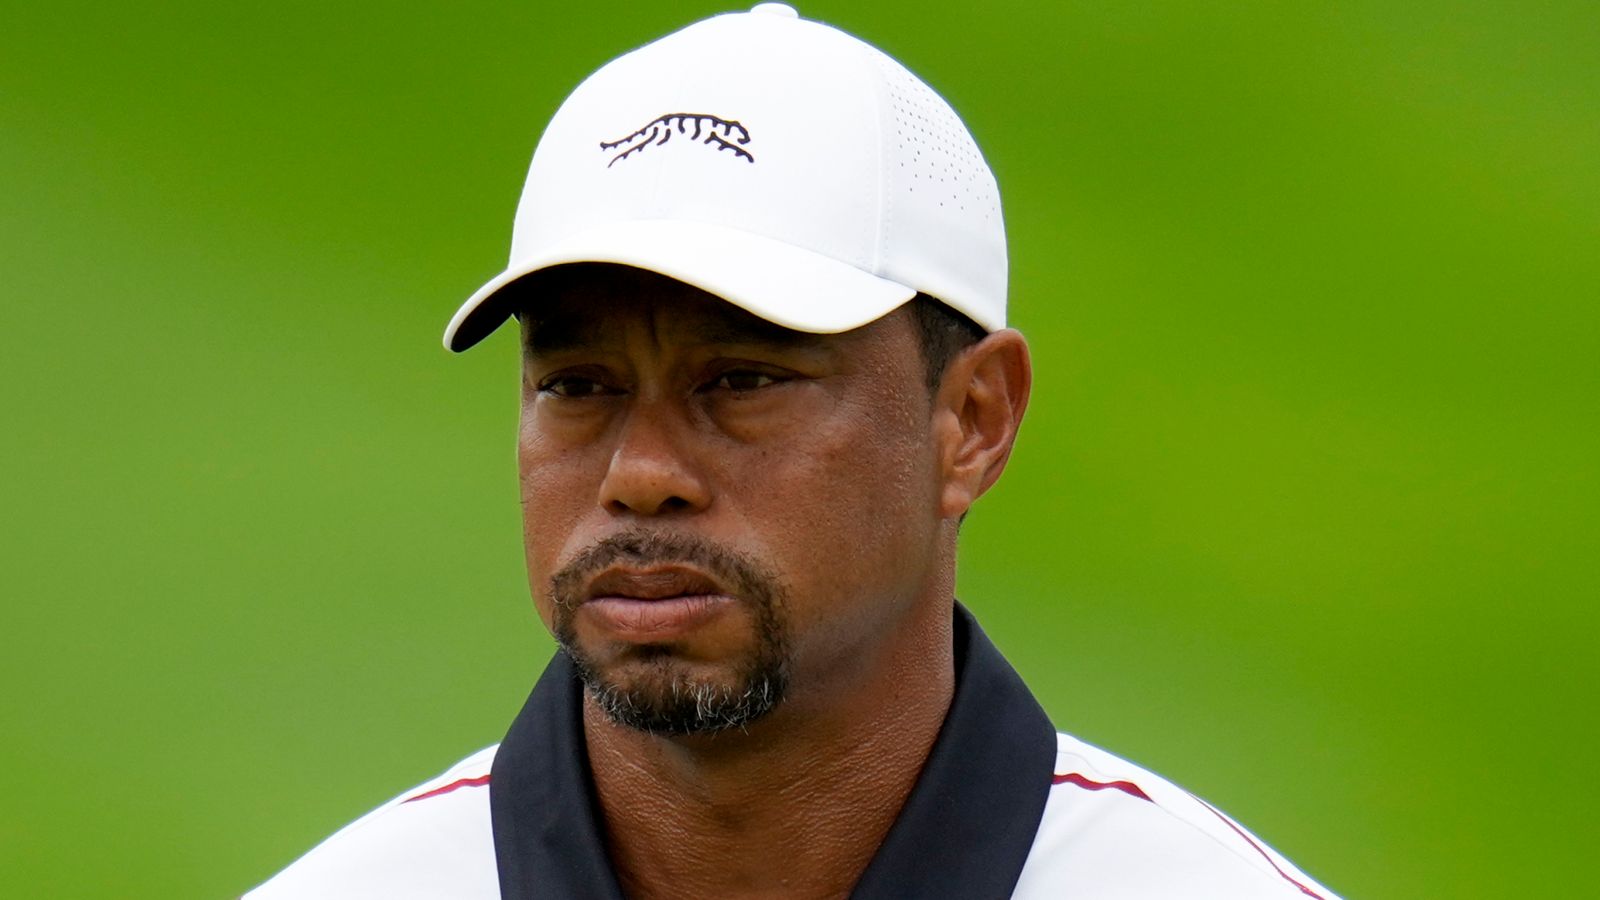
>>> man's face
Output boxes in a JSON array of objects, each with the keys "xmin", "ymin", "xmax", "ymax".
[{"xmin": 517, "ymin": 266, "xmax": 948, "ymax": 735}]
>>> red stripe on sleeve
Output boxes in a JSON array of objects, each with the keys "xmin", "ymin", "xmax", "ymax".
[
  {"xmin": 1051, "ymin": 772, "xmax": 1153, "ymax": 801},
  {"xmin": 402, "ymin": 774, "xmax": 491, "ymax": 804}
]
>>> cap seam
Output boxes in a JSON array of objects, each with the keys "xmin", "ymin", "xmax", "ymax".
[{"xmin": 862, "ymin": 45, "xmax": 891, "ymax": 279}]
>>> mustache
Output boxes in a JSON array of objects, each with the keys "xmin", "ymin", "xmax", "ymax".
[{"xmin": 547, "ymin": 529, "xmax": 782, "ymax": 612}]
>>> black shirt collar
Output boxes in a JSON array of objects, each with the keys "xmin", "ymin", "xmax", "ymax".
[{"xmin": 489, "ymin": 603, "xmax": 1057, "ymax": 899}]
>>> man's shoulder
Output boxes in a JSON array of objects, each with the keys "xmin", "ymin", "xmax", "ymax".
[
  {"xmin": 243, "ymin": 745, "xmax": 500, "ymax": 900},
  {"xmin": 1012, "ymin": 732, "xmax": 1341, "ymax": 900}
]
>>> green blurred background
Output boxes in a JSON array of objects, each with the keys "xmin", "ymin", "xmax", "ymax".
[{"xmin": 3, "ymin": 1, "xmax": 1595, "ymax": 896}]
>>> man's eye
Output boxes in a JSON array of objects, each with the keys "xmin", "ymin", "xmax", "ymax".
[
  {"xmin": 538, "ymin": 375, "xmax": 615, "ymax": 398},
  {"xmin": 710, "ymin": 371, "xmax": 779, "ymax": 392}
]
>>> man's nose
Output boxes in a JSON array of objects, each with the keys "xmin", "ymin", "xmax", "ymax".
[{"xmin": 597, "ymin": 403, "xmax": 711, "ymax": 517}]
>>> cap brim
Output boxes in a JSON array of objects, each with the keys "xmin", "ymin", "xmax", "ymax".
[{"xmin": 443, "ymin": 219, "xmax": 918, "ymax": 351}]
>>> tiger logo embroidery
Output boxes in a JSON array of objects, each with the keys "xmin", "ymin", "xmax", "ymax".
[{"xmin": 600, "ymin": 113, "xmax": 755, "ymax": 167}]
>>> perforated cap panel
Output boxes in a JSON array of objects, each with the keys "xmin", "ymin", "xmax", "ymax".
[
  {"xmin": 878, "ymin": 56, "xmax": 1000, "ymax": 223},
  {"xmin": 871, "ymin": 50, "xmax": 1006, "ymax": 330}
]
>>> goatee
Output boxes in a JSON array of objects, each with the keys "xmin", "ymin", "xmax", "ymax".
[{"xmin": 547, "ymin": 529, "xmax": 790, "ymax": 735}]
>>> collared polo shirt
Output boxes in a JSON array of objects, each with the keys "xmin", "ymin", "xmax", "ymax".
[{"xmin": 247, "ymin": 605, "xmax": 1339, "ymax": 899}]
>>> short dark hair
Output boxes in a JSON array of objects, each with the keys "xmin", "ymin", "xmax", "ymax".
[{"xmin": 908, "ymin": 294, "xmax": 987, "ymax": 394}]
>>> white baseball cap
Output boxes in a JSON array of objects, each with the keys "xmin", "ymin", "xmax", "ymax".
[{"xmin": 443, "ymin": 2, "xmax": 1006, "ymax": 352}]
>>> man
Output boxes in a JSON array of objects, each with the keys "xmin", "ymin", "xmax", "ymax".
[{"xmin": 249, "ymin": 5, "xmax": 1339, "ymax": 898}]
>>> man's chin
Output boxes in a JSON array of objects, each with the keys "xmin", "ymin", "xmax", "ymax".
[{"xmin": 569, "ymin": 651, "xmax": 788, "ymax": 736}]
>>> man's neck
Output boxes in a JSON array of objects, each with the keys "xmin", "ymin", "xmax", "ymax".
[{"xmin": 582, "ymin": 602, "xmax": 956, "ymax": 900}]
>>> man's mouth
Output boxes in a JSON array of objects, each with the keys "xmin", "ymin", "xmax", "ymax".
[
  {"xmin": 579, "ymin": 566, "xmax": 738, "ymax": 641},
  {"xmin": 585, "ymin": 566, "xmax": 726, "ymax": 602}
]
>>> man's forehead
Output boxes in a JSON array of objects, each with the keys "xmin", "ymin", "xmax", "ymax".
[{"xmin": 519, "ymin": 266, "xmax": 850, "ymax": 354}]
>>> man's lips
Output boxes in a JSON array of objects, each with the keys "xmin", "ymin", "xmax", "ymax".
[
  {"xmin": 579, "ymin": 566, "xmax": 737, "ymax": 641},
  {"xmin": 585, "ymin": 565, "xmax": 727, "ymax": 602}
]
